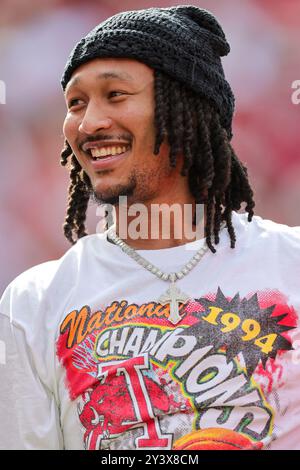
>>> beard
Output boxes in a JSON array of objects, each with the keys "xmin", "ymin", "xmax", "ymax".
[
  {"xmin": 89, "ymin": 166, "xmax": 162, "ymax": 207},
  {"xmin": 89, "ymin": 173, "xmax": 137, "ymax": 206},
  {"xmin": 89, "ymin": 171, "xmax": 152, "ymax": 233}
]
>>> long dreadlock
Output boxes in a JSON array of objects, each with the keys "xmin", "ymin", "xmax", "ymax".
[{"xmin": 60, "ymin": 70, "xmax": 255, "ymax": 252}]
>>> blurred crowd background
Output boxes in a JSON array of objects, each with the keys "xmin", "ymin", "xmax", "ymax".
[{"xmin": 0, "ymin": 0, "xmax": 299, "ymax": 295}]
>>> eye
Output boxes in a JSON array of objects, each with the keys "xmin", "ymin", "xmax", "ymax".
[
  {"xmin": 108, "ymin": 91, "xmax": 126, "ymax": 99},
  {"xmin": 68, "ymin": 98, "xmax": 85, "ymax": 109}
]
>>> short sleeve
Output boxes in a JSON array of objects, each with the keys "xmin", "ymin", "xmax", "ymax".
[{"xmin": 0, "ymin": 312, "xmax": 64, "ymax": 449}]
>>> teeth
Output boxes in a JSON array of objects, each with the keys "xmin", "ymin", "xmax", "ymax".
[{"xmin": 91, "ymin": 145, "xmax": 129, "ymax": 158}]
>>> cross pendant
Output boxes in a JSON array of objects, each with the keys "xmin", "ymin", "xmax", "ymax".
[{"xmin": 157, "ymin": 281, "xmax": 190, "ymax": 325}]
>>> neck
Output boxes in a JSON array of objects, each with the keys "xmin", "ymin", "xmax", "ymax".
[{"xmin": 113, "ymin": 199, "xmax": 206, "ymax": 250}]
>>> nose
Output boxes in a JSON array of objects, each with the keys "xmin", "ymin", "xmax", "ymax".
[{"xmin": 78, "ymin": 102, "xmax": 113, "ymax": 135}]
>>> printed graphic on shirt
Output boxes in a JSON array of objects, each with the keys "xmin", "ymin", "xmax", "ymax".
[{"xmin": 56, "ymin": 288, "xmax": 296, "ymax": 450}]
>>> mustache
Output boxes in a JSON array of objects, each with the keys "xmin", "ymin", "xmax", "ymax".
[{"xmin": 78, "ymin": 133, "xmax": 132, "ymax": 151}]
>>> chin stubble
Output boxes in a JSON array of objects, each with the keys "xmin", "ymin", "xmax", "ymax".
[{"xmin": 90, "ymin": 174, "xmax": 137, "ymax": 206}]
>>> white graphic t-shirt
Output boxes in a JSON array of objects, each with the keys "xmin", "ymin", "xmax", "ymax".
[{"xmin": 0, "ymin": 212, "xmax": 300, "ymax": 450}]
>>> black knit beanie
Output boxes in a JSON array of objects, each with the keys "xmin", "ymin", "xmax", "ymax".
[{"xmin": 61, "ymin": 5, "xmax": 235, "ymax": 139}]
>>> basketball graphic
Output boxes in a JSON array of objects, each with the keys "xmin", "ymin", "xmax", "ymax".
[{"xmin": 173, "ymin": 428, "xmax": 263, "ymax": 450}]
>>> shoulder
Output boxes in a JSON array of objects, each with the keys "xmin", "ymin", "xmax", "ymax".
[
  {"xmin": 0, "ymin": 233, "xmax": 106, "ymax": 318},
  {"xmin": 232, "ymin": 211, "xmax": 300, "ymax": 251}
]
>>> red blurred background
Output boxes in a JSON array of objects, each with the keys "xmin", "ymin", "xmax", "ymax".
[{"xmin": 0, "ymin": 0, "xmax": 299, "ymax": 295}]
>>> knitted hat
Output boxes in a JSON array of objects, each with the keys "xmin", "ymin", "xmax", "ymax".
[{"xmin": 61, "ymin": 5, "xmax": 235, "ymax": 139}]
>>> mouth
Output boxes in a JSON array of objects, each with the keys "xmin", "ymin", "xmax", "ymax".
[
  {"xmin": 83, "ymin": 144, "xmax": 131, "ymax": 171},
  {"xmin": 88, "ymin": 144, "xmax": 130, "ymax": 160}
]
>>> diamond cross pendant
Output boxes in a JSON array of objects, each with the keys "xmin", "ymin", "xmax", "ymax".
[{"xmin": 158, "ymin": 281, "xmax": 190, "ymax": 325}]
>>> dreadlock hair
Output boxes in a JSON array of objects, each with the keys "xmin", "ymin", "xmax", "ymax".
[{"xmin": 60, "ymin": 69, "xmax": 255, "ymax": 252}]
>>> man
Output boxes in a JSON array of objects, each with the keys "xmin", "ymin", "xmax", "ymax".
[{"xmin": 0, "ymin": 5, "xmax": 299, "ymax": 451}]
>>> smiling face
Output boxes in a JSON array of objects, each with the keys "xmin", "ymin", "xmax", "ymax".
[{"xmin": 63, "ymin": 58, "xmax": 192, "ymax": 207}]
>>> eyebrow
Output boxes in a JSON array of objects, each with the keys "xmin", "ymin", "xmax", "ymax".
[{"xmin": 65, "ymin": 71, "xmax": 134, "ymax": 92}]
